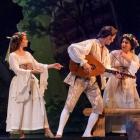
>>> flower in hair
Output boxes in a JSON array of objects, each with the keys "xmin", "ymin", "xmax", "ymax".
[
  {"xmin": 6, "ymin": 31, "xmax": 27, "ymax": 40},
  {"xmin": 123, "ymin": 33, "xmax": 139, "ymax": 47}
]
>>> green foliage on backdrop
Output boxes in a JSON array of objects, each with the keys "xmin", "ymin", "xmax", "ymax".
[
  {"xmin": 12, "ymin": 0, "xmax": 67, "ymax": 130},
  {"xmin": 12, "ymin": 0, "xmax": 115, "ymax": 132}
]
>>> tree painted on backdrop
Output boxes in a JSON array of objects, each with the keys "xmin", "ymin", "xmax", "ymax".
[{"xmin": 12, "ymin": 0, "xmax": 116, "ymax": 131}]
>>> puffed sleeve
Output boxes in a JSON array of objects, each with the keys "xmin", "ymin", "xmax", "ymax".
[
  {"xmin": 9, "ymin": 53, "xmax": 31, "ymax": 75},
  {"xmin": 68, "ymin": 39, "xmax": 93, "ymax": 66}
]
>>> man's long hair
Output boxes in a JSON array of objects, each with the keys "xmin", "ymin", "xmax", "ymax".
[{"xmin": 97, "ymin": 26, "xmax": 118, "ymax": 38}]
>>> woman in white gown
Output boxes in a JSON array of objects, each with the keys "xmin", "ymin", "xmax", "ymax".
[
  {"xmin": 103, "ymin": 33, "xmax": 140, "ymax": 133},
  {"xmin": 6, "ymin": 32, "xmax": 63, "ymax": 138}
]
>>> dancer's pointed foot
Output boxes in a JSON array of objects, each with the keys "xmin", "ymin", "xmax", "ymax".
[
  {"xmin": 19, "ymin": 134, "xmax": 25, "ymax": 139},
  {"xmin": 45, "ymin": 128, "xmax": 54, "ymax": 138},
  {"xmin": 19, "ymin": 130, "xmax": 25, "ymax": 139},
  {"xmin": 82, "ymin": 133, "xmax": 92, "ymax": 137},
  {"xmin": 55, "ymin": 134, "xmax": 62, "ymax": 138}
]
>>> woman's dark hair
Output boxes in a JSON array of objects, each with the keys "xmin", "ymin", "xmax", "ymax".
[
  {"xmin": 120, "ymin": 34, "xmax": 139, "ymax": 50},
  {"xmin": 97, "ymin": 26, "xmax": 118, "ymax": 38},
  {"xmin": 9, "ymin": 32, "xmax": 26, "ymax": 53}
]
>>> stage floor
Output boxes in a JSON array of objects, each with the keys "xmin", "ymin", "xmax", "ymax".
[{"xmin": 0, "ymin": 133, "xmax": 128, "ymax": 140}]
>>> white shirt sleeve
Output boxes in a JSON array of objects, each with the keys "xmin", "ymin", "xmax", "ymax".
[{"xmin": 68, "ymin": 39, "xmax": 93, "ymax": 66}]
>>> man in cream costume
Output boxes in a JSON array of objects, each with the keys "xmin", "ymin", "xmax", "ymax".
[{"xmin": 56, "ymin": 26, "xmax": 118, "ymax": 137}]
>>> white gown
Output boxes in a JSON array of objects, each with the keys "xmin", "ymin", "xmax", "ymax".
[
  {"xmin": 103, "ymin": 50, "xmax": 140, "ymax": 133},
  {"xmin": 6, "ymin": 51, "xmax": 49, "ymax": 132},
  {"xmin": 103, "ymin": 50, "xmax": 140, "ymax": 108}
]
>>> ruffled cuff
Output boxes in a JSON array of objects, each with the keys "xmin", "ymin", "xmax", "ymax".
[{"xmin": 80, "ymin": 59, "xmax": 88, "ymax": 66}]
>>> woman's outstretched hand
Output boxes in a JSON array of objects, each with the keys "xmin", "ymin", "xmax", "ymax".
[{"xmin": 52, "ymin": 63, "xmax": 63, "ymax": 70}]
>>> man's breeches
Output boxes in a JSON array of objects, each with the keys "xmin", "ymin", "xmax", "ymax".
[{"xmin": 65, "ymin": 78, "xmax": 103, "ymax": 114}]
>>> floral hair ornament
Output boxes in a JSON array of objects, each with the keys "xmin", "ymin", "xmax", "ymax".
[
  {"xmin": 123, "ymin": 33, "xmax": 139, "ymax": 47},
  {"xmin": 6, "ymin": 31, "xmax": 27, "ymax": 40},
  {"xmin": 5, "ymin": 31, "xmax": 27, "ymax": 62}
]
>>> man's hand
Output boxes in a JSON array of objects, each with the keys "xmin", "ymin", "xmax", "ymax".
[
  {"xmin": 115, "ymin": 73, "xmax": 123, "ymax": 79},
  {"xmin": 83, "ymin": 63, "xmax": 92, "ymax": 74}
]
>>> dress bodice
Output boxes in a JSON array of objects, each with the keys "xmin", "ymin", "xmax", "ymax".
[
  {"xmin": 13, "ymin": 52, "xmax": 33, "ymax": 65},
  {"xmin": 111, "ymin": 50, "xmax": 132, "ymax": 73}
]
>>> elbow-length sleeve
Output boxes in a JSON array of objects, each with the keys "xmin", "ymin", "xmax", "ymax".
[{"xmin": 27, "ymin": 52, "xmax": 48, "ymax": 95}]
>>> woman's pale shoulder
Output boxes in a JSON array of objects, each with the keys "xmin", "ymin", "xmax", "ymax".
[
  {"xmin": 9, "ymin": 52, "xmax": 18, "ymax": 61},
  {"xmin": 25, "ymin": 51, "xmax": 35, "ymax": 59},
  {"xmin": 25, "ymin": 51, "xmax": 32, "ymax": 56},
  {"xmin": 9, "ymin": 52, "xmax": 16, "ymax": 57}
]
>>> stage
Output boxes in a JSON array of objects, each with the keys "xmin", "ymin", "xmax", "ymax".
[
  {"xmin": 0, "ymin": 134, "xmax": 128, "ymax": 140},
  {"xmin": 0, "ymin": 1, "xmax": 140, "ymax": 140}
]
